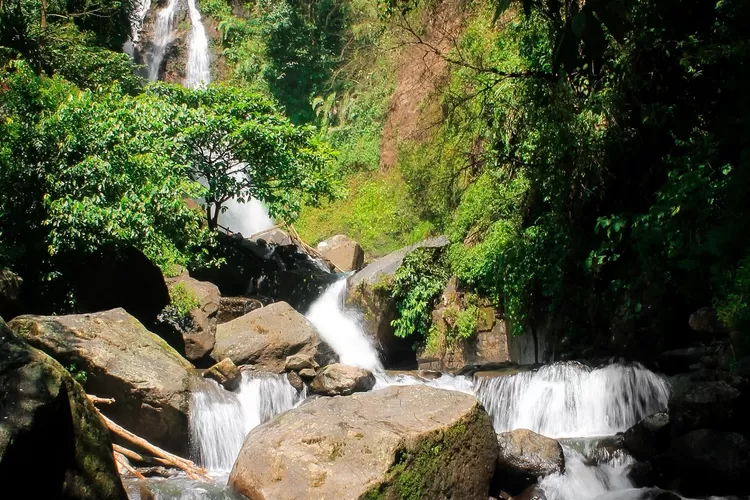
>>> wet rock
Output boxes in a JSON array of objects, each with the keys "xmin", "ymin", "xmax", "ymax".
[
  {"xmin": 668, "ymin": 376, "xmax": 741, "ymax": 435},
  {"xmin": 10, "ymin": 308, "xmax": 193, "ymax": 455},
  {"xmin": 658, "ymin": 429, "xmax": 750, "ymax": 497},
  {"xmin": 228, "ymin": 385, "xmax": 497, "ymax": 499},
  {"xmin": 158, "ymin": 273, "xmax": 220, "ymax": 364},
  {"xmin": 625, "ymin": 461, "xmax": 653, "ymax": 488},
  {"xmin": 622, "ymin": 412, "xmax": 671, "ymax": 461},
  {"xmin": 346, "ymin": 236, "xmax": 449, "ymax": 367},
  {"xmin": 657, "ymin": 346, "xmax": 715, "ymax": 374},
  {"xmin": 299, "ymin": 368, "xmax": 317, "ymax": 379},
  {"xmin": 310, "ymin": 363, "xmax": 376, "ymax": 396},
  {"xmin": 0, "ymin": 318, "xmax": 127, "ymax": 499},
  {"xmin": 287, "ymin": 371, "xmax": 304, "ymax": 392},
  {"xmin": 511, "ymin": 485, "xmax": 547, "ymax": 500},
  {"xmin": 285, "ymin": 353, "xmax": 319, "ymax": 371},
  {"xmin": 494, "ymin": 429, "xmax": 565, "ymax": 495},
  {"xmin": 689, "ymin": 307, "xmax": 727, "ymax": 335},
  {"xmin": 213, "ymin": 301, "xmax": 334, "ymax": 372},
  {"xmin": 317, "ymin": 234, "xmax": 365, "ymax": 272},
  {"xmin": 203, "ymin": 358, "xmax": 242, "ymax": 391}
]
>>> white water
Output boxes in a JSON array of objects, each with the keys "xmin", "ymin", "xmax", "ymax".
[
  {"xmin": 190, "ymin": 372, "xmax": 305, "ymax": 472},
  {"xmin": 476, "ymin": 362, "xmax": 671, "ymax": 438},
  {"xmin": 147, "ymin": 0, "xmax": 179, "ymax": 81},
  {"xmin": 217, "ymin": 195, "xmax": 274, "ymax": 238},
  {"xmin": 184, "ymin": 0, "xmax": 211, "ymax": 89},
  {"xmin": 305, "ymin": 278, "xmax": 385, "ymax": 374}
]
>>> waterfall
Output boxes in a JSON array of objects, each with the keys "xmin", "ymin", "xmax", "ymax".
[
  {"xmin": 185, "ymin": 0, "xmax": 211, "ymax": 89},
  {"xmin": 476, "ymin": 362, "xmax": 671, "ymax": 437},
  {"xmin": 216, "ymin": 194, "xmax": 274, "ymax": 238},
  {"xmin": 190, "ymin": 372, "xmax": 305, "ymax": 472},
  {"xmin": 147, "ymin": 0, "xmax": 179, "ymax": 81},
  {"xmin": 305, "ymin": 278, "xmax": 385, "ymax": 374}
]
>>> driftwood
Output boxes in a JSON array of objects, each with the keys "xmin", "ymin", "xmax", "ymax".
[
  {"xmin": 87, "ymin": 394, "xmax": 210, "ymax": 481},
  {"xmin": 286, "ymin": 223, "xmax": 344, "ymax": 273},
  {"xmin": 114, "ymin": 452, "xmax": 146, "ymax": 480}
]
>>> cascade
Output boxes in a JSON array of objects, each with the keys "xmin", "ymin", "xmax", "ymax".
[
  {"xmin": 185, "ymin": 0, "xmax": 211, "ymax": 89},
  {"xmin": 147, "ymin": 0, "xmax": 179, "ymax": 81},
  {"xmin": 189, "ymin": 372, "xmax": 305, "ymax": 472},
  {"xmin": 305, "ymin": 278, "xmax": 384, "ymax": 374},
  {"xmin": 476, "ymin": 362, "xmax": 671, "ymax": 437}
]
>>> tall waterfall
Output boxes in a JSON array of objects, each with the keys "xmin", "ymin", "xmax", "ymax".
[
  {"xmin": 185, "ymin": 0, "xmax": 211, "ymax": 89},
  {"xmin": 147, "ymin": 0, "xmax": 179, "ymax": 81},
  {"xmin": 476, "ymin": 362, "xmax": 671, "ymax": 437},
  {"xmin": 190, "ymin": 372, "xmax": 305, "ymax": 472},
  {"xmin": 305, "ymin": 278, "xmax": 385, "ymax": 374}
]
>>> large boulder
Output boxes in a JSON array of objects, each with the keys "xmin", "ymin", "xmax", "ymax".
[
  {"xmin": 657, "ymin": 429, "xmax": 750, "ymax": 497},
  {"xmin": 213, "ymin": 301, "xmax": 334, "ymax": 372},
  {"xmin": 688, "ymin": 307, "xmax": 727, "ymax": 335},
  {"xmin": 668, "ymin": 371, "xmax": 745, "ymax": 435},
  {"xmin": 229, "ymin": 385, "xmax": 497, "ymax": 499},
  {"xmin": 310, "ymin": 364, "xmax": 376, "ymax": 396},
  {"xmin": 493, "ymin": 429, "xmax": 565, "ymax": 495},
  {"xmin": 10, "ymin": 308, "xmax": 193, "ymax": 455},
  {"xmin": 158, "ymin": 273, "xmax": 221, "ymax": 365},
  {"xmin": 317, "ymin": 235, "xmax": 365, "ymax": 272},
  {"xmin": 621, "ymin": 412, "xmax": 671, "ymax": 461},
  {"xmin": 346, "ymin": 236, "xmax": 449, "ymax": 367},
  {"xmin": 0, "ymin": 318, "xmax": 127, "ymax": 499}
]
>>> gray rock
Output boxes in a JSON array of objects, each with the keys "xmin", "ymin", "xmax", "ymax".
[
  {"xmin": 298, "ymin": 368, "xmax": 317, "ymax": 379},
  {"xmin": 346, "ymin": 236, "xmax": 449, "ymax": 365},
  {"xmin": 228, "ymin": 385, "xmax": 497, "ymax": 500},
  {"xmin": 622, "ymin": 412, "xmax": 671, "ymax": 460},
  {"xmin": 213, "ymin": 301, "xmax": 333, "ymax": 372},
  {"xmin": 310, "ymin": 363, "xmax": 376, "ymax": 396},
  {"xmin": 494, "ymin": 429, "xmax": 565, "ymax": 495},
  {"xmin": 688, "ymin": 307, "xmax": 727, "ymax": 334},
  {"xmin": 669, "ymin": 376, "xmax": 741, "ymax": 435},
  {"xmin": 317, "ymin": 234, "xmax": 365, "ymax": 272},
  {"xmin": 286, "ymin": 371, "xmax": 304, "ymax": 392},
  {"xmin": 203, "ymin": 358, "xmax": 242, "ymax": 391},
  {"xmin": 659, "ymin": 429, "xmax": 750, "ymax": 497},
  {"xmin": 285, "ymin": 353, "xmax": 319, "ymax": 371},
  {"xmin": 10, "ymin": 308, "xmax": 193, "ymax": 455},
  {"xmin": 0, "ymin": 318, "xmax": 127, "ymax": 499},
  {"xmin": 163, "ymin": 273, "xmax": 221, "ymax": 363}
]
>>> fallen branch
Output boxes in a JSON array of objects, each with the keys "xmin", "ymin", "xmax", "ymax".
[
  {"xmin": 87, "ymin": 395, "xmax": 209, "ymax": 481},
  {"xmin": 114, "ymin": 452, "xmax": 146, "ymax": 480},
  {"xmin": 87, "ymin": 395, "xmax": 115, "ymax": 405},
  {"xmin": 113, "ymin": 444, "xmax": 174, "ymax": 469},
  {"xmin": 286, "ymin": 224, "xmax": 344, "ymax": 273}
]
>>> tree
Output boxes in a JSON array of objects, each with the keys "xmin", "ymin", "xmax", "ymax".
[
  {"xmin": 0, "ymin": 62, "xmax": 212, "ymax": 309},
  {"xmin": 149, "ymin": 83, "xmax": 340, "ymax": 231}
]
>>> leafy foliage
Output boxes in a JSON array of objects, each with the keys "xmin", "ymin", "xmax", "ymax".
[
  {"xmin": 390, "ymin": 248, "xmax": 449, "ymax": 339},
  {"xmin": 149, "ymin": 84, "xmax": 341, "ymax": 229}
]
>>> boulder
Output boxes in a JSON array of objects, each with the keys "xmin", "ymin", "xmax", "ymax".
[
  {"xmin": 10, "ymin": 308, "xmax": 193, "ymax": 455},
  {"xmin": 213, "ymin": 301, "xmax": 333, "ymax": 372},
  {"xmin": 217, "ymin": 296, "xmax": 264, "ymax": 324},
  {"xmin": 310, "ymin": 364, "xmax": 376, "ymax": 396},
  {"xmin": 494, "ymin": 429, "xmax": 565, "ymax": 495},
  {"xmin": 299, "ymin": 368, "xmax": 317, "ymax": 379},
  {"xmin": 285, "ymin": 353, "xmax": 319, "ymax": 372},
  {"xmin": 317, "ymin": 234, "xmax": 365, "ymax": 272},
  {"xmin": 228, "ymin": 385, "xmax": 497, "ymax": 499},
  {"xmin": 286, "ymin": 371, "xmax": 304, "ymax": 392},
  {"xmin": 159, "ymin": 273, "xmax": 221, "ymax": 364},
  {"xmin": 621, "ymin": 412, "xmax": 671, "ymax": 461},
  {"xmin": 0, "ymin": 318, "xmax": 127, "ymax": 499},
  {"xmin": 658, "ymin": 429, "xmax": 750, "ymax": 497},
  {"xmin": 688, "ymin": 307, "xmax": 727, "ymax": 335},
  {"xmin": 0, "ymin": 268, "xmax": 22, "ymax": 320},
  {"xmin": 656, "ymin": 346, "xmax": 715, "ymax": 374},
  {"xmin": 346, "ymin": 236, "xmax": 449, "ymax": 367},
  {"xmin": 203, "ymin": 358, "xmax": 242, "ymax": 391},
  {"xmin": 668, "ymin": 374, "xmax": 742, "ymax": 435}
]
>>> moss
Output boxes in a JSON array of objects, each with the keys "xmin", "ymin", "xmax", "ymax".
[{"xmin": 359, "ymin": 410, "xmax": 479, "ymax": 500}]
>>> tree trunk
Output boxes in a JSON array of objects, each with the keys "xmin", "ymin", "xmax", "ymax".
[
  {"xmin": 531, "ymin": 323, "xmax": 539, "ymax": 364},
  {"xmin": 40, "ymin": 0, "xmax": 46, "ymax": 30}
]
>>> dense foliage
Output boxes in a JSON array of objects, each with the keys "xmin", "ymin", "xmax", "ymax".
[{"xmin": 0, "ymin": 0, "xmax": 341, "ymax": 313}]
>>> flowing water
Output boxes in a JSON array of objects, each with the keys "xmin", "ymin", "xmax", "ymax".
[
  {"xmin": 147, "ymin": 0, "xmax": 179, "ymax": 81},
  {"xmin": 189, "ymin": 372, "xmax": 305, "ymax": 472},
  {"xmin": 181, "ymin": 278, "xmax": 678, "ymax": 500},
  {"xmin": 184, "ymin": 0, "xmax": 211, "ymax": 89}
]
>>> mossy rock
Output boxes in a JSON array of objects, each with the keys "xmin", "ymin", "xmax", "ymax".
[
  {"xmin": 0, "ymin": 318, "xmax": 127, "ymax": 499},
  {"xmin": 229, "ymin": 384, "xmax": 497, "ymax": 499}
]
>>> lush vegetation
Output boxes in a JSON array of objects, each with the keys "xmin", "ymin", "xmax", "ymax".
[{"xmin": 0, "ymin": 0, "xmax": 339, "ymax": 313}]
